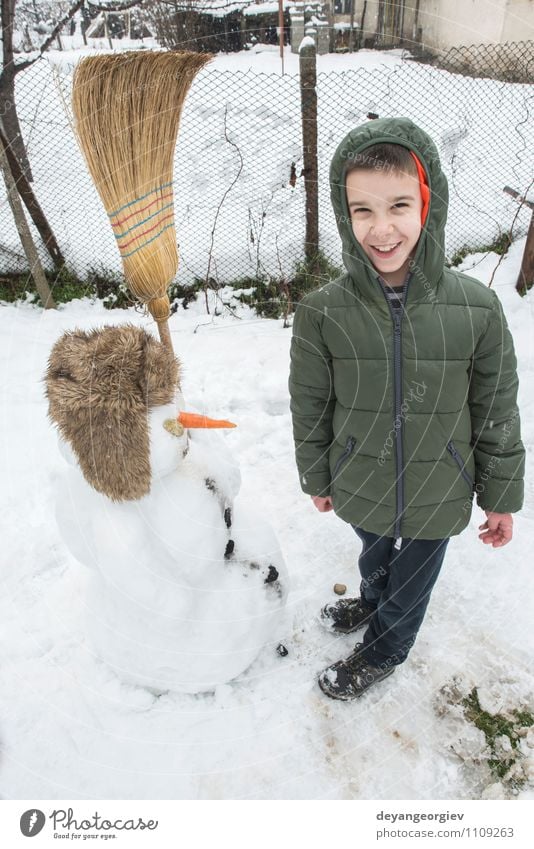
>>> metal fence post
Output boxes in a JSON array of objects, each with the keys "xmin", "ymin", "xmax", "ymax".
[{"xmin": 299, "ymin": 38, "xmax": 319, "ymax": 267}]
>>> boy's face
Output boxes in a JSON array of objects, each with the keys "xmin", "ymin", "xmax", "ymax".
[{"xmin": 346, "ymin": 167, "xmax": 423, "ymax": 286}]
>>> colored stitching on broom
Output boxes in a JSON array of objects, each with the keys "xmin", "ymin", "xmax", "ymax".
[
  {"xmin": 119, "ymin": 222, "xmax": 175, "ymax": 258},
  {"xmin": 118, "ymin": 212, "xmax": 175, "ymax": 251},
  {"xmin": 108, "ymin": 182, "xmax": 173, "ymax": 217},
  {"xmin": 113, "ymin": 202, "xmax": 174, "ymax": 240},
  {"xmin": 111, "ymin": 193, "xmax": 174, "ymax": 228}
]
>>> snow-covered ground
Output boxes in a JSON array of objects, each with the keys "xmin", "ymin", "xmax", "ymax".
[{"xmin": 0, "ymin": 237, "xmax": 533, "ymax": 800}]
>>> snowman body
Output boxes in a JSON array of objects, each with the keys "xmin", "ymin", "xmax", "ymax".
[{"xmin": 56, "ymin": 401, "xmax": 288, "ymax": 693}]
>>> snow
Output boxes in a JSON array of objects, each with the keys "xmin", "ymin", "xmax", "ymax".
[
  {"xmin": 1, "ymin": 45, "xmax": 531, "ymax": 285},
  {"xmin": 309, "ymin": 15, "xmax": 328, "ymax": 27},
  {"xmin": 1, "ymin": 37, "xmax": 533, "ymax": 801},
  {"xmin": 243, "ymin": 2, "xmax": 293, "ymax": 15},
  {"xmin": 0, "ymin": 237, "xmax": 533, "ymax": 799},
  {"xmin": 169, "ymin": 1, "xmax": 246, "ymax": 18},
  {"xmin": 299, "ymin": 35, "xmax": 316, "ymax": 50}
]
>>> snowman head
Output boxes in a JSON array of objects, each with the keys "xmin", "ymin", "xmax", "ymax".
[{"xmin": 45, "ymin": 324, "xmax": 181, "ymax": 501}]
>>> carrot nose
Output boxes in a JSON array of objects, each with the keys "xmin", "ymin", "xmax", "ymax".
[{"xmin": 177, "ymin": 411, "xmax": 236, "ymax": 429}]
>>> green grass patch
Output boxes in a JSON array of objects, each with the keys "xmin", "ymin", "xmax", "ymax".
[
  {"xmin": 169, "ymin": 277, "xmax": 207, "ymax": 311},
  {"xmin": 448, "ymin": 232, "xmax": 513, "ymax": 267},
  {"xmin": 0, "ymin": 267, "xmax": 91, "ymax": 305},
  {"xmin": 462, "ymin": 687, "xmax": 534, "ymax": 785},
  {"xmin": 169, "ymin": 251, "xmax": 343, "ymax": 320},
  {"xmin": 1, "ymin": 250, "xmax": 343, "ymax": 319},
  {"xmin": 0, "ymin": 265, "xmax": 136, "ymax": 309},
  {"xmin": 291, "ymin": 250, "xmax": 343, "ymax": 301}
]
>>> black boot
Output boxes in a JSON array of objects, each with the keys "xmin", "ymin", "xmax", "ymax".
[
  {"xmin": 320, "ymin": 596, "xmax": 375, "ymax": 634},
  {"xmin": 318, "ymin": 643, "xmax": 395, "ymax": 700}
]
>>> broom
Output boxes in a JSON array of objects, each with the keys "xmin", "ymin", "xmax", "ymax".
[{"xmin": 71, "ymin": 51, "xmax": 212, "ymax": 352}]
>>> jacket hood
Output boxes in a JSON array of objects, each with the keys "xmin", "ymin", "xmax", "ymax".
[{"xmin": 329, "ymin": 117, "xmax": 448, "ymax": 304}]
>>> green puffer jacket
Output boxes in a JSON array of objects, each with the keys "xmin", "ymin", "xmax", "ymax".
[{"xmin": 289, "ymin": 117, "xmax": 525, "ymax": 541}]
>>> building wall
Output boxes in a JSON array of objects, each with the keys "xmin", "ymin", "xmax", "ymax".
[
  {"xmin": 331, "ymin": 0, "xmax": 534, "ymax": 52},
  {"xmin": 501, "ymin": 0, "xmax": 534, "ymax": 41},
  {"xmin": 416, "ymin": 0, "xmax": 534, "ymax": 52}
]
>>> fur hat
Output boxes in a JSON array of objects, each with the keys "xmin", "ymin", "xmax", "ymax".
[{"xmin": 45, "ymin": 324, "xmax": 180, "ymax": 501}]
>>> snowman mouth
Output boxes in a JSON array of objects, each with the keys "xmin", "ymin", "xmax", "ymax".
[{"xmin": 370, "ymin": 242, "xmax": 402, "ymax": 258}]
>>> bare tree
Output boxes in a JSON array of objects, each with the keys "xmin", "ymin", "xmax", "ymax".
[
  {"xmin": 143, "ymin": 0, "xmax": 245, "ymax": 53},
  {"xmin": 142, "ymin": 1, "xmax": 208, "ymax": 52},
  {"xmin": 0, "ymin": 129, "xmax": 56, "ymax": 307},
  {"xmin": 0, "ymin": 0, "xmax": 142, "ymax": 269}
]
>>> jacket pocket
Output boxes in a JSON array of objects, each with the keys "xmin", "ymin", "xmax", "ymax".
[
  {"xmin": 332, "ymin": 436, "xmax": 357, "ymax": 481},
  {"xmin": 446, "ymin": 440, "xmax": 474, "ymax": 490}
]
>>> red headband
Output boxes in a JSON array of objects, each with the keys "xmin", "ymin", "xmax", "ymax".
[{"xmin": 409, "ymin": 151, "xmax": 430, "ymax": 227}]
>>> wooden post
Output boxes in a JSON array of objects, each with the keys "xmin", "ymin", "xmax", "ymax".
[
  {"xmin": 104, "ymin": 13, "xmax": 112, "ymax": 50},
  {"xmin": 299, "ymin": 39, "xmax": 319, "ymax": 268},
  {"xmin": 349, "ymin": 0, "xmax": 355, "ymax": 52},
  {"xmin": 278, "ymin": 0, "xmax": 285, "ymax": 75},
  {"xmin": 503, "ymin": 186, "xmax": 534, "ymax": 294},
  {"xmin": 326, "ymin": 1, "xmax": 335, "ymax": 53},
  {"xmin": 517, "ymin": 212, "xmax": 534, "ymax": 294},
  {"xmin": 81, "ymin": 8, "xmax": 88, "ymax": 46},
  {"xmin": 0, "ymin": 133, "xmax": 56, "ymax": 309},
  {"xmin": 0, "ymin": 124, "xmax": 65, "ymax": 268}
]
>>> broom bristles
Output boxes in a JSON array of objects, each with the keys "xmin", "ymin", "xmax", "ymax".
[{"xmin": 72, "ymin": 51, "xmax": 212, "ymax": 324}]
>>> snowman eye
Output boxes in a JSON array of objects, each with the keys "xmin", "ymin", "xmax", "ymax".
[
  {"xmin": 163, "ymin": 418, "xmax": 184, "ymax": 437},
  {"xmin": 54, "ymin": 368, "xmax": 73, "ymax": 381}
]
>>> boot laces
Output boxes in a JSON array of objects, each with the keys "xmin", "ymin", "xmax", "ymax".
[{"xmin": 345, "ymin": 647, "xmax": 366, "ymax": 673}]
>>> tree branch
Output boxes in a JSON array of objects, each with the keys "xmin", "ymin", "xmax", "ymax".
[
  {"xmin": 90, "ymin": 0, "xmax": 146, "ymax": 12},
  {"xmin": 13, "ymin": 0, "xmax": 144, "ymax": 75},
  {"xmin": 204, "ymin": 103, "xmax": 243, "ymax": 314},
  {"xmin": 13, "ymin": 0, "xmax": 86, "ymax": 73}
]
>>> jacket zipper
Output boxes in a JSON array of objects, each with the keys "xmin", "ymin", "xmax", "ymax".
[
  {"xmin": 379, "ymin": 273, "xmax": 412, "ymax": 551},
  {"xmin": 332, "ymin": 435, "xmax": 357, "ymax": 481},
  {"xmin": 446, "ymin": 440, "xmax": 474, "ymax": 489}
]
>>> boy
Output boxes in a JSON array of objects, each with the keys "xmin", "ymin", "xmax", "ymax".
[{"xmin": 288, "ymin": 117, "xmax": 525, "ymax": 700}]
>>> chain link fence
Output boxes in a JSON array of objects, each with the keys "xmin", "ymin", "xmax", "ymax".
[
  {"xmin": 418, "ymin": 40, "xmax": 534, "ymax": 84},
  {"xmin": 1, "ymin": 49, "xmax": 532, "ymax": 290}
]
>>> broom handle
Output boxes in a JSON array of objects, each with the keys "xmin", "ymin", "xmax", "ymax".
[{"xmin": 156, "ymin": 318, "xmax": 173, "ymax": 353}]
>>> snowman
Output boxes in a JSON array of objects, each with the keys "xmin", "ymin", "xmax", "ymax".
[{"xmin": 45, "ymin": 324, "xmax": 288, "ymax": 694}]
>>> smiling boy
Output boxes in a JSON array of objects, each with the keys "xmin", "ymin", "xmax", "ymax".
[
  {"xmin": 288, "ymin": 118, "xmax": 525, "ymax": 700},
  {"xmin": 345, "ymin": 153, "xmax": 424, "ymax": 285}
]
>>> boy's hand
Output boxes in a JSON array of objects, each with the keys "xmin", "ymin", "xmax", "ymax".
[
  {"xmin": 478, "ymin": 511, "xmax": 513, "ymax": 547},
  {"xmin": 311, "ymin": 495, "xmax": 333, "ymax": 513}
]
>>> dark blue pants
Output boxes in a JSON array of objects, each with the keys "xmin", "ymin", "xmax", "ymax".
[{"xmin": 352, "ymin": 526, "xmax": 450, "ymax": 669}]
